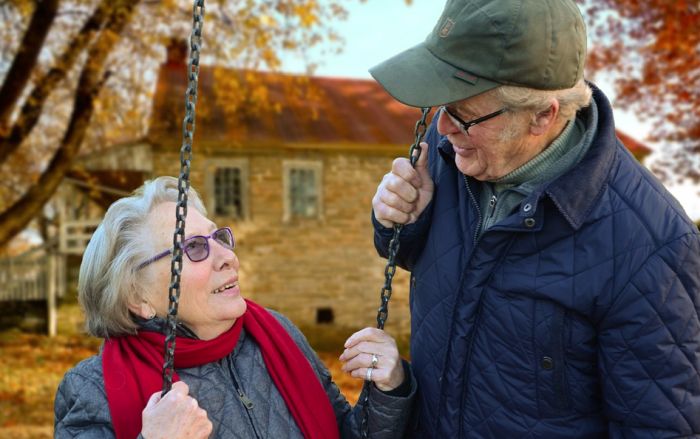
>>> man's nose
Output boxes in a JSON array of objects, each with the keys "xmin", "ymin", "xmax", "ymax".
[{"xmin": 437, "ymin": 109, "xmax": 460, "ymax": 136}]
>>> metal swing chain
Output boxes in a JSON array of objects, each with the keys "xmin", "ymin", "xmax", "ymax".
[
  {"xmin": 158, "ymin": 0, "xmax": 430, "ymax": 425},
  {"xmin": 360, "ymin": 107, "xmax": 431, "ymax": 438},
  {"xmin": 162, "ymin": 0, "xmax": 205, "ymax": 396}
]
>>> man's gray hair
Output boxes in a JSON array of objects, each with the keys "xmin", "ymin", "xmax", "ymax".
[
  {"xmin": 494, "ymin": 79, "xmax": 593, "ymax": 123},
  {"xmin": 78, "ymin": 176, "xmax": 207, "ymax": 338}
]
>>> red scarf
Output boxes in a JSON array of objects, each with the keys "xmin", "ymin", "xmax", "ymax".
[{"xmin": 102, "ymin": 300, "xmax": 339, "ymax": 439}]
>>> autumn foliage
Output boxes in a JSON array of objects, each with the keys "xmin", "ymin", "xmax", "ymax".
[
  {"xmin": 578, "ymin": 0, "xmax": 700, "ymax": 183},
  {"xmin": 0, "ymin": 0, "xmax": 347, "ymax": 248},
  {"xmin": 0, "ymin": 304, "xmax": 362, "ymax": 437}
]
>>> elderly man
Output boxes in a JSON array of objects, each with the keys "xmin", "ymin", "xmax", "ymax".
[{"xmin": 370, "ymin": 0, "xmax": 700, "ymax": 437}]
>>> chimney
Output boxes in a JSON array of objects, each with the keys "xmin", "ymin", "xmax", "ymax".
[{"xmin": 166, "ymin": 38, "xmax": 188, "ymax": 67}]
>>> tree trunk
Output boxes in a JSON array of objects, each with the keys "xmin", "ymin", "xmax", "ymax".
[
  {"xmin": 0, "ymin": 0, "xmax": 59, "ymax": 133},
  {"xmin": 0, "ymin": 0, "xmax": 111, "ymax": 160},
  {"xmin": 0, "ymin": 0, "xmax": 139, "ymax": 247}
]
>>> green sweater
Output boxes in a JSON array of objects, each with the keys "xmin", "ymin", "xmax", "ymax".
[{"xmin": 477, "ymin": 100, "xmax": 598, "ymax": 236}]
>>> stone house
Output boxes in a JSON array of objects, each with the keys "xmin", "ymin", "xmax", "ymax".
[
  {"xmin": 66, "ymin": 45, "xmax": 427, "ymax": 342},
  {"xmin": 45, "ymin": 44, "xmax": 652, "ymax": 344}
]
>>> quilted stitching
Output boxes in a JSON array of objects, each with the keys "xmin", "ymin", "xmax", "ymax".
[
  {"xmin": 375, "ymin": 87, "xmax": 700, "ymax": 438},
  {"xmin": 54, "ymin": 312, "xmax": 417, "ymax": 438}
]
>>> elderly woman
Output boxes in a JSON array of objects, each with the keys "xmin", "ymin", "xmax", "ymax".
[{"xmin": 54, "ymin": 176, "xmax": 415, "ymax": 439}]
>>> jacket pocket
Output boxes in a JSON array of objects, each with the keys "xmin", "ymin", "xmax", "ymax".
[{"xmin": 534, "ymin": 300, "xmax": 572, "ymax": 417}]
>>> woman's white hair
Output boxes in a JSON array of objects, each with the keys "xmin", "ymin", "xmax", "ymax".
[{"xmin": 78, "ymin": 176, "xmax": 206, "ymax": 338}]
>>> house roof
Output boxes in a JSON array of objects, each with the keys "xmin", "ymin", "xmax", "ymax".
[
  {"xmin": 615, "ymin": 130, "xmax": 652, "ymax": 160},
  {"xmin": 148, "ymin": 64, "xmax": 429, "ymax": 149},
  {"xmin": 147, "ymin": 55, "xmax": 652, "ymax": 159}
]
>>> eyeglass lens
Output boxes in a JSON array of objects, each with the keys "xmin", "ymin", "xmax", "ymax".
[
  {"xmin": 183, "ymin": 228, "xmax": 234, "ymax": 262},
  {"xmin": 184, "ymin": 237, "xmax": 208, "ymax": 262},
  {"xmin": 213, "ymin": 228, "xmax": 234, "ymax": 249}
]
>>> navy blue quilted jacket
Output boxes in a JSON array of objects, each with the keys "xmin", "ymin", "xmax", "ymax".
[{"xmin": 373, "ymin": 86, "xmax": 700, "ymax": 438}]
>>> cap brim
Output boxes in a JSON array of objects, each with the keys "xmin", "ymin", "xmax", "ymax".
[{"xmin": 369, "ymin": 44, "xmax": 500, "ymax": 108}]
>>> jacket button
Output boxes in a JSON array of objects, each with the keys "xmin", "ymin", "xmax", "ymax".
[
  {"xmin": 541, "ymin": 356, "xmax": 554, "ymax": 369},
  {"xmin": 524, "ymin": 218, "xmax": 536, "ymax": 228}
]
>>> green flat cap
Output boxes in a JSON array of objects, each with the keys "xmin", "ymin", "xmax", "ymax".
[{"xmin": 370, "ymin": 0, "xmax": 587, "ymax": 108}]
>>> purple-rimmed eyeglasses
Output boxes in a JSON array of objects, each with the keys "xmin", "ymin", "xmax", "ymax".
[
  {"xmin": 441, "ymin": 105, "xmax": 508, "ymax": 135},
  {"xmin": 136, "ymin": 227, "xmax": 235, "ymax": 271}
]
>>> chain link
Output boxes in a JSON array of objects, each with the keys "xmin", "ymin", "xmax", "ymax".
[
  {"xmin": 360, "ymin": 107, "xmax": 431, "ymax": 438},
  {"xmin": 161, "ymin": 0, "xmax": 205, "ymax": 396},
  {"xmin": 376, "ymin": 108, "xmax": 430, "ymax": 330},
  {"xmin": 159, "ymin": 2, "xmax": 429, "ymax": 424}
]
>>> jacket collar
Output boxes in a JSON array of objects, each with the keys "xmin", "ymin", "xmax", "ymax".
[
  {"xmin": 135, "ymin": 314, "xmax": 200, "ymax": 339},
  {"xmin": 543, "ymin": 84, "xmax": 616, "ymax": 230},
  {"xmin": 438, "ymin": 83, "xmax": 617, "ymax": 231}
]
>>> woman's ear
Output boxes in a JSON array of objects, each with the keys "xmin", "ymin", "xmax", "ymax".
[
  {"xmin": 128, "ymin": 299, "xmax": 156, "ymax": 319},
  {"xmin": 529, "ymin": 99, "xmax": 560, "ymax": 136}
]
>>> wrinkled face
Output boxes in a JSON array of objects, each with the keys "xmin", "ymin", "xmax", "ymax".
[
  {"xmin": 141, "ymin": 202, "xmax": 246, "ymax": 340},
  {"xmin": 437, "ymin": 93, "xmax": 538, "ymax": 181}
]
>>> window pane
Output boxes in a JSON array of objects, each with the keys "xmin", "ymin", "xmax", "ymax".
[
  {"xmin": 214, "ymin": 167, "xmax": 242, "ymax": 218},
  {"xmin": 289, "ymin": 168, "xmax": 317, "ymax": 218}
]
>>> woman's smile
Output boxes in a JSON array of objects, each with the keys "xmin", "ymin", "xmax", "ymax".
[{"xmin": 211, "ymin": 280, "xmax": 240, "ymax": 296}]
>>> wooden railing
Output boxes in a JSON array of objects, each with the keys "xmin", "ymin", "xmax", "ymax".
[
  {"xmin": 60, "ymin": 219, "xmax": 100, "ymax": 255},
  {"xmin": 0, "ymin": 244, "xmax": 65, "ymax": 336},
  {"xmin": 1, "ymin": 246, "xmax": 47, "ymax": 301}
]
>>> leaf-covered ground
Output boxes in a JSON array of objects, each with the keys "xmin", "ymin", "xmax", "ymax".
[{"xmin": 0, "ymin": 304, "xmax": 362, "ymax": 438}]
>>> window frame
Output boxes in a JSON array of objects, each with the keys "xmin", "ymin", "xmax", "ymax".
[
  {"xmin": 282, "ymin": 159, "xmax": 323, "ymax": 222},
  {"xmin": 205, "ymin": 158, "xmax": 250, "ymax": 221}
]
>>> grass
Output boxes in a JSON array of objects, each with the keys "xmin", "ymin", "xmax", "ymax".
[{"xmin": 0, "ymin": 303, "xmax": 364, "ymax": 438}]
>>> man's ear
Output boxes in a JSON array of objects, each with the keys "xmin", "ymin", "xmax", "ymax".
[
  {"xmin": 529, "ymin": 99, "xmax": 560, "ymax": 136},
  {"xmin": 128, "ymin": 299, "xmax": 156, "ymax": 319}
]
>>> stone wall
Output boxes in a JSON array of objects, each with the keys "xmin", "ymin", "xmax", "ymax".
[{"xmin": 152, "ymin": 144, "xmax": 413, "ymax": 349}]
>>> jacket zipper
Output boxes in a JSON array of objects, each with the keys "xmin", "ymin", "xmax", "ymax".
[
  {"xmin": 447, "ymin": 174, "xmax": 486, "ymax": 439},
  {"xmin": 457, "ymin": 292, "xmax": 486, "ymax": 438},
  {"xmin": 488, "ymin": 195, "xmax": 497, "ymax": 217},
  {"xmin": 225, "ymin": 359, "xmax": 261, "ymax": 439},
  {"xmin": 463, "ymin": 174, "xmax": 482, "ymax": 245},
  {"xmin": 459, "ymin": 175, "xmax": 521, "ymax": 437}
]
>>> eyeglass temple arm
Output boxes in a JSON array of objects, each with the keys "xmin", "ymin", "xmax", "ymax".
[
  {"xmin": 136, "ymin": 249, "xmax": 173, "ymax": 271},
  {"xmin": 469, "ymin": 108, "xmax": 508, "ymax": 126}
]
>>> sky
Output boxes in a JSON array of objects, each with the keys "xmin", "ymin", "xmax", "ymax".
[{"xmin": 281, "ymin": 0, "xmax": 699, "ymax": 221}]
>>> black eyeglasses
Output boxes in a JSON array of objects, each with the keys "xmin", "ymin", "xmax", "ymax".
[
  {"xmin": 441, "ymin": 105, "xmax": 508, "ymax": 135},
  {"xmin": 136, "ymin": 227, "xmax": 235, "ymax": 271}
]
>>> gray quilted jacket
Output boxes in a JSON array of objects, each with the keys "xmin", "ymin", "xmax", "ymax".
[{"xmin": 54, "ymin": 311, "xmax": 416, "ymax": 438}]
